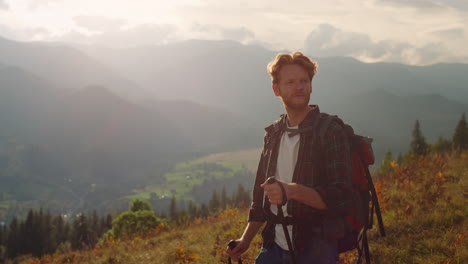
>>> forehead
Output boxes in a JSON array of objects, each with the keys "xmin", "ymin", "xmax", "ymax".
[{"xmin": 278, "ymin": 64, "xmax": 309, "ymax": 80}]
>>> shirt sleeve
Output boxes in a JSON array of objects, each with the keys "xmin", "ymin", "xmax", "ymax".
[
  {"xmin": 314, "ymin": 121, "xmax": 355, "ymax": 216},
  {"xmin": 247, "ymin": 134, "xmax": 269, "ymax": 222}
]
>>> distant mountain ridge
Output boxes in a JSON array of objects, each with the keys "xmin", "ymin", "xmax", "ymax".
[
  {"xmin": 0, "ymin": 36, "xmax": 147, "ymax": 100},
  {"xmin": 0, "ymin": 36, "xmax": 467, "ymax": 217}
]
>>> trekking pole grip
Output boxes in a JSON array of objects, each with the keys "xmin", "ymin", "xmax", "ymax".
[
  {"xmin": 266, "ymin": 176, "xmax": 277, "ymax": 184},
  {"xmin": 266, "ymin": 177, "xmax": 288, "ymax": 206},
  {"xmin": 227, "ymin": 240, "xmax": 243, "ymax": 264}
]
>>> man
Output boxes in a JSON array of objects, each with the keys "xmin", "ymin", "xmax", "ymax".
[{"xmin": 226, "ymin": 52, "xmax": 355, "ymax": 264}]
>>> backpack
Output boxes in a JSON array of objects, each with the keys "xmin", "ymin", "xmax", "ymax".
[{"xmin": 315, "ymin": 113, "xmax": 386, "ymax": 264}]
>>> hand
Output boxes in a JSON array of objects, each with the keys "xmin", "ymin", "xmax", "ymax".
[
  {"xmin": 226, "ymin": 239, "xmax": 250, "ymax": 261},
  {"xmin": 260, "ymin": 178, "xmax": 289, "ymax": 205}
]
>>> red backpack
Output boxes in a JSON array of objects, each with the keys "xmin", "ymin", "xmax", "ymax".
[{"xmin": 315, "ymin": 113, "xmax": 386, "ymax": 263}]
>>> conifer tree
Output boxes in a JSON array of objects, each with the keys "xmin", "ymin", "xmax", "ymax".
[
  {"xmin": 379, "ymin": 151, "xmax": 394, "ymax": 174},
  {"xmin": 432, "ymin": 136, "xmax": 452, "ymax": 154},
  {"xmin": 234, "ymin": 184, "xmax": 251, "ymax": 207},
  {"xmin": 169, "ymin": 195, "xmax": 178, "ymax": 220},
  {"xmin": 221, "ymin": 186, "xmax": 228, "ymax": 209},
  {"xmin": 71, "ymin": 214, "xmax": 90, "ymax": 250},
  {"xmin": 53, "ymin": 214, "xmax": 67, "ymax": 247},
  {"xmin": 42, "ymin": 210, "xmax": 53, "ymax": 255},
  {"xmin": 105, "ymin": 214, "xmax": 113, "ymax": 230},
  {"xmin": 209, "ymin": 189, "xmax": 220, "ymax": 212},
  {"xmin": 187, "ymin": 200, "xmax": 197, "ymax": 218},
  {"xmin": 410, "ymin": 120, "xmax": 429, "ymax": 156},
  {"xmin": 396, "ymin": 152, "xmax": 403, "ymax": 164},
  {"xmin": 453, "ymin": 113, "xmax": 468, "ymax": 153},
  {"xmin": 200, "ymin": 204, "xmax": 209, "ymax": 218},
  {"xmin": 6, "ymin": 217, "xmax": 19, "ymax": 259}
]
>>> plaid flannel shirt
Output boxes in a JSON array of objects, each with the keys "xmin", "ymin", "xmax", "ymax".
[{"xmin": 248, "ymin": 105, "xmax": 355, "ymax": 251}]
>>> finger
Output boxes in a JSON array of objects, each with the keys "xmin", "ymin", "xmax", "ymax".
[{"xmin": 231, "ymin": 244, "xmax": 244, "ymax": 255}]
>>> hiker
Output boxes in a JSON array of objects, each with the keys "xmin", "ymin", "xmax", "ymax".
[{"xmin": 226, "ymin": 52, "xmax": 358, "ymax": 264}]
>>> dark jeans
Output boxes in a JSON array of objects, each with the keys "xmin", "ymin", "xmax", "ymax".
[{"xmin": 255, "ymin": 237, "xmax": 338, "ymax": 264}]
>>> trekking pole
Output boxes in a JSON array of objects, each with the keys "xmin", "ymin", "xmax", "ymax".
[
  {"xmin": 227, "ymin": 240, "xmax": 242, "ymax": 264},
  {"xmin": 266, "ymin": 177, "xmax": 296, "ymax": 264}
]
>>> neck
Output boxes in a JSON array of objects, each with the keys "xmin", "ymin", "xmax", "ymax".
[{"xmin": 285, "ymin": 105, "xmax": 311, "ymax": 127}]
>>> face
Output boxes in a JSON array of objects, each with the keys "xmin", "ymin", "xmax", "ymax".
[{"xmin": 272, "ymin": 64, "xmax": 312, "ymax": 111}]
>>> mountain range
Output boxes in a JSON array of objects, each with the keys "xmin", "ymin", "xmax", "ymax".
[{"xmin": 0, "ymin": 36, "xmax": 466, "ymax": 218}]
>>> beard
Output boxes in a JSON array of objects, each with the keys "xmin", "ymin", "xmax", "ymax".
[{"xmin": 281, "ymin": 93, "xmax": 311, "ymax": 111}]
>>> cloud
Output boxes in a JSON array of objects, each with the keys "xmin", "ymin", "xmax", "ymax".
[
  {"xmin": 375, "ymin": 0, "xmax": 468, "ymax": 11},
  {"xmin": 431, "ymin": 28, "xmax": 465, "ymax": 39},
  {"xmin": 222, "ymin": 27, "xmax": 255, "ymax": 43},
  {"xmin": 375, "ymin": 0, "xmax": 446, "ymax": 10},
  {"xmin": 58, "ymin": 23, "xmax": 177, "ymax": 48},
  {"xmin": 304, "ymin": 24, "xmax": 458, "ymax": 65},
  {"xmin": 305, "ymin": 24, "xmax": 386, "ymax": 58},
  {"xmin": 190, "ymin": 23, "xmax": 256, "ymax": 44},
  {"xmin": 0, "ymin": 25, "xmax": 49, "ymax": 41},
  {"xmin": 0, "ymin": 0, "xmax": 8, "ymax": 10},
  {"xmin": 28, "ymin": 0, "xmax": 62, "ymax": 9},
  {"xmin": 73, "ymin": 15, "xmax": 127, "ymax": 32}
]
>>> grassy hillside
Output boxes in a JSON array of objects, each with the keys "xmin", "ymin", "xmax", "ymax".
[
  {"xmin": 128, "ymin": 148, "xmax": 261, "ymax": 203},
  {"xmin": 18, "ymin": 152, "xmax": 467, "ymax": 264}
]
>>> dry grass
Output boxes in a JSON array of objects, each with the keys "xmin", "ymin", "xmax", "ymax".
[{"xmin": 19, "ymin": 152, "xmax": 467, "ymax": 264}]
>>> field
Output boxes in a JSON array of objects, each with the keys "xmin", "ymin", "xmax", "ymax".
[{"xmin": 127, "ymin": 148, "xmax": 261, "ymax": 202}]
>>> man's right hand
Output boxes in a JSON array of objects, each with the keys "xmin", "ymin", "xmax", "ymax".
[{"xmin": 225, "ymin": 239, "xmax": 250, "ymax": 261}]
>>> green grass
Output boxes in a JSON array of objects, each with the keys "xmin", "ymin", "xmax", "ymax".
[{"xmin": 128, "ymin": 149, "xmax": 261, "ymax": 201}]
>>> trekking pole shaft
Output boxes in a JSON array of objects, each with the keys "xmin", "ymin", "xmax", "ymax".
[
  {"xmin": 266, "ymin": 177, "xmax": 296, "ymax": 264},
  {"xmin": 277, "ymin": 205, "xmax": 296, "ymax": 264}
]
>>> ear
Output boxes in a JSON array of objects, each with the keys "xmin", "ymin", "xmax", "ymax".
[{"xmin": 272, "ymin": 83, "xmax": 280, "ymax": 97}]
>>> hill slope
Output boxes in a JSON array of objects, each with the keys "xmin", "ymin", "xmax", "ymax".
[{"xmin": 20, "ymin": 152, "xmax": 467, "ymax": 264}]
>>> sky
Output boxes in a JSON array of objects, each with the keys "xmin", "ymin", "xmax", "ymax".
[{"xmin": 0, "ymin": 0, "xmax": 467, "ymax": 65}]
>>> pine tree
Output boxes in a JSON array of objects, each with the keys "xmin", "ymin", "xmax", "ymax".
[
  {"xmin": 221, "ymin": 186, "xmax": 228, "ymax": 209},
  {"xmin": 71, "ymin": 214, "xmax": 90, "ymax": 250},
  {"xmin": 23, "ymin": 209, "xmax": 35, "ymax": 255},
  {"xmin": 89, "ymin": 210, "xmax": 99, "ymax": 247},
  {"xmin": 6, "ymin": 217, "xmax": 19, "ymax": 259},
  {"xmin": 187, "ymin": 200, "xmax": 197, "ymax": 218},
  {"xmin": 396, "ymin": 152, "xmax": 403, "ymax": 164},
  {"xmin": 209, "ymin": 189, "xmax": 220, "ymax": 212},
  {"xmin": 105, "ymin": 214, "xmax": 113, "ymax": 231},
  {"xmin": 169, "ymin": 196, "xmax": 178, "ymax": 221},
  {"xmin": 379, "ymin": 151, "xmax": 394, "ymax": 174},
  {"xmin": 453, "ymin": 113, "xmax": 468, "ymax": 153},
  {"xmin": 42, "ymin": 210, "xmax": 53, "ymax": 255},
  {"xmin": 234, "ymin": 184, "xmax": 251, "ymax": 207},
  {"xmin": 200, "ymin": 204, "xmax": 209, "ymax": 218},
  {"xmin": 53, "ymin": 214, "xmax": 67, "ymax": 247},
  {"xmin": 410, "ymin": 120, "xmax": 429, "ymax": 156},
  {"xmin": 431, "ymin": 136, "xmax": 452, "ymax": 154}
]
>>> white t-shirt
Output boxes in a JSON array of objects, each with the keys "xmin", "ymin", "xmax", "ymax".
[{"xmin": 270, "ymin": 125, "xmax": 300, "ymax": 251}]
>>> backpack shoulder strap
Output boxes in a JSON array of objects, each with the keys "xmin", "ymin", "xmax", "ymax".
[{"xmin": 316, "ymin": 113, "xmax": 343, "ymax": 145}]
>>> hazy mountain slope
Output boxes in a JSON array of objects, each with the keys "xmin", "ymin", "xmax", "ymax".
[
  {"xmin": 143, "ymin": 100, "xmax": 259, "ymax": 153},
  {"xmin": 79, "ymin": 40, "xmax": 468, "ymax": 160},
  {"xmin": 0, "ymin": 65, "xmax": 62, "ymax": 143},
  {"xmin": 322, "ymin": 90, "xmax": 468, "ymax": 160},
  {"xmin": 312, "ymin": 57, "xmax": 468, "ymax": 103},
  {"xmin": 0, "ymin": 36, "xmax": 146, "ymax": 100},
  {"xmin": 79, "ymin": 40, "xmax": 284, "ymax": 117}
]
